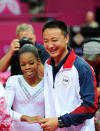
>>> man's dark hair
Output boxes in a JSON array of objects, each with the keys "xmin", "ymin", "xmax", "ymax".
[{"xmin": 42, "ymin": 20, "xmax": 68, "ymax": 37}]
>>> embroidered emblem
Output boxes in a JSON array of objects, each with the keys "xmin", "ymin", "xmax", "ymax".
[{"xmin": 62, "ymin": 76, "xmax": 70, "ymax": 85}]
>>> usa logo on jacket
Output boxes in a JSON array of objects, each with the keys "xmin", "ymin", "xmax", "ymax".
[{"xmin": 62, "ymin": 75, "xmax": 70, "ymax": 86}]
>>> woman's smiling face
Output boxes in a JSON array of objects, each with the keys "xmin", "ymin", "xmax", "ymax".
[{"xmin": 19, "ymin": 52, "xmax": 39, "ymax": 80}]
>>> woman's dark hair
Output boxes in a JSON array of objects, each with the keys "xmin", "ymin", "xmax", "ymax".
[
  {"xmin": 42, "ymin": 20, "xmax": 68, "ymax": 37},
  {"xmin": 18, "ymin": 44, "xmax": 40, "ymax": 59}
]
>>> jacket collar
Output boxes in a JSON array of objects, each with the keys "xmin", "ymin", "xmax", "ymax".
[{"xmin": 47, "ymin": 48, "xmax": 77, "ymax": 69}]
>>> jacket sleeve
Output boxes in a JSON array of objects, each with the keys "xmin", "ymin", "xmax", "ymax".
[{"xmin": 60, "ymin": 63, "xmax": 98, "ymax": 127}]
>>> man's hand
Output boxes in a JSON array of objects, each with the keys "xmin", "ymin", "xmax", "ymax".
[
  {"xmin": 9, "ymin": 39, "xmax": 20, "ymax": 55},
  {"xmin": 0, "ymin": 39, "xmax": 20, "ymax": 72},
  {"xmin": 39, "ymin": 118, "xmax": 58, "ymax": 131}
]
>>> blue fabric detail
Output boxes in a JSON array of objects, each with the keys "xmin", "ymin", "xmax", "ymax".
[
  {"xmin": 61, "ymin": 112, "xmax": 95, "ymax": 127},
  {"xmin": 74, "ymin": 56, "xmax": 95, "ymax": 107}
]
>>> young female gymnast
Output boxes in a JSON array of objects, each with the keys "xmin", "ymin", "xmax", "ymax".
[{"xmin": 5, "ymin": 44, "xmax": 44, "ymax": 131}]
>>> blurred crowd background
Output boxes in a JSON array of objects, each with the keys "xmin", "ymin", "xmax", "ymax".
[{"xmin": 0, "ymin": 0, "xmax": 100, "ymax": 85}]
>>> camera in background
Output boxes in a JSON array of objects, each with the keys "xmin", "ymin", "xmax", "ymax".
[{"xmin": 19, "ymin": 37, "xmax": 33, "ymax": 48}]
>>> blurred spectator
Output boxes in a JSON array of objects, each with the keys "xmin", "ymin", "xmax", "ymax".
[
  {"xmin": 29, "ymin": 0, "xmax": 45, "ymax": 14},
  {"xmin": 20, "ymin": 0, "xmax": 45, "ymax": 14},
  {"xmin": 83, "ymin": 11, "xmax": 99, "ymax": 28},
  {"xmin": 81, "ymin": 11, "xmax": 100, "ymax": 39},
  {"xmin": 82, "ymin": 38, "xmax": 100, "ymax": 87}
]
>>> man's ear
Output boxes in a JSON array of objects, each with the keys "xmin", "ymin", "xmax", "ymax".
[
  {"xmin": 34, "ymin": 34, "xmax": 36, "ymax": 43},
  {"xmin": 65, "ymin": 34, "xmax": 69, "ymax": 44},
  {"xmin": 37, "ymin": 58, "xmax": 44, "ymax": 77}
]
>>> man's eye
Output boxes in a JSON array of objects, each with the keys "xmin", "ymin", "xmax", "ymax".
[{"xmin": 30, "ymin": 62, "xmax": 34, "ymax": 65}]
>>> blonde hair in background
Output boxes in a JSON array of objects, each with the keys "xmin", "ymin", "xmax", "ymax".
[{"xmin": 16, "ymin": 24, "xmax": 34, "ymax": 37}]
